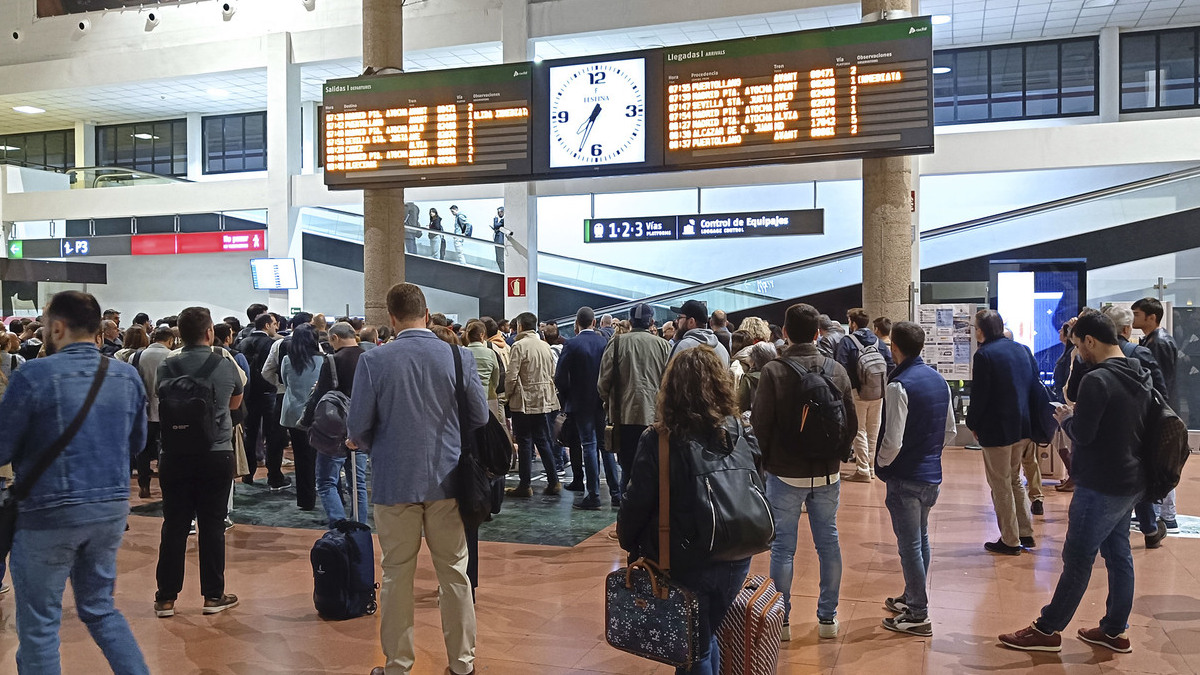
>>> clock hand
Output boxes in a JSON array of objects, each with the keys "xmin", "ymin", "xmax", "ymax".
[
  {"xmin": 576, "ymin": 104, "xmax": 601, "ymax": 153},
  {"xmin": 575, "ymin": 104, "xmax": 602, "ymax": 134}
]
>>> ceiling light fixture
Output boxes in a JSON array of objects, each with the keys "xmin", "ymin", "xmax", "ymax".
[
  {"xmin": 932, "ymin": 14, "xmax": 952, "ymax": 24},
  {"xmin": 0, "ymin": 145, "xmax": 20, "ymax": 151},
  {"xmin": 933, "ymin": 66, "xmax": 952, "ymax": 74},
  {"xmin": 207, "ymin": 88, "xmax": 230, "ymax": 98},
  {"xmin": 131, "ymin": 133, "xmax": 160, "ymax": 140},
  {"xmin": 1081, "ymin": 0, "xmax": 1116, "ymax": 7},
  {"xmin": 13, "ymin": 105, "xmax": 45, "ymax": 114}
]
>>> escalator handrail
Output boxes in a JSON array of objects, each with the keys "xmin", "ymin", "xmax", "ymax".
[
  {"xmin": 302, "ymin": 206, "xmax": 696, "ymax": 285},
  {"xmin": 552, "ymin": 164, "xmax": 1200, "ymax": 324}
]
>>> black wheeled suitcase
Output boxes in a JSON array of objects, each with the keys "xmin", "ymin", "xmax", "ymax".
[{"xmin": 311, "ymin": 450, "xmax": 378, "ymax": 620}]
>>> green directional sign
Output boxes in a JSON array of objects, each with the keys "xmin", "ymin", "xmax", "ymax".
[{"xmin": 7, "ymin": 240, "xmax": 22, "ymax": 259}]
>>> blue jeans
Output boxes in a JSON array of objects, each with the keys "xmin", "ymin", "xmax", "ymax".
[
  {"xmin": 513, "ymin": 411, "xmax": 559, "ymax": 488},
  {"xmin": 316, "ymin": 451, "xmax": 369, "ymax": 528},
  {"xmin": 884, "ymin": 478, "xmax": 940, "ymax": 619},
  {"xmin": 766, "ymin": 474, "xmax": 841, "ymax": 622},
  {"xmin": 1037, "ymin": 486, "xmax": 1142, "ymax": 636},
  {"xmin": 574, "ymin": 406, "xmax": 622, "ymax": 502},
  {"xmin": 673, "ymin": 558, "xmax": 752, "ymax": 675},
  {"xmin": 11, "ymin": 515, "xmax": 149, "ymax": 675}
]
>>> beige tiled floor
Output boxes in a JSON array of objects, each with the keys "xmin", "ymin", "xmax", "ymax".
[{"xmin": 1, "ymin": 447, "xmax": 1197, "ymax": 674}]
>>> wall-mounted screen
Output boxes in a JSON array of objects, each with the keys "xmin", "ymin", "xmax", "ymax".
[
  {"xmin": 322, "ymin": 63, "xmax": 532, "ymax": 189},
  {"xmin": 38, "ymin": 1, "xmax": 183, "ymax": 18},
  {"xmin": 251, "ymin": 258, "xmax": 298, "ymax": 290},
  {"xmin": 322, "ymin": 17, "xmax": 934, "ymax": 189},
  {"xmin": 990, "ymin": 259, "xmax": 1087, "ymax": 384}
]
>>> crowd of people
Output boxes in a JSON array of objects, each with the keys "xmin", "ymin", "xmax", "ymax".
[{"xmin": 0, "ymin": 288, "xmax": 1185, "ymax": 674}]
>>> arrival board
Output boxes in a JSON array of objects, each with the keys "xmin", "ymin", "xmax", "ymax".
[{"xmin": 662, "ymin": 18, "xmax": 933, "ymax": 167}]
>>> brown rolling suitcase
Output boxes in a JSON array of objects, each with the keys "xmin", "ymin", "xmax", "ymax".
[{"xmin": 717, "ymin": 575, "xmax": 786, "ymax": 675}]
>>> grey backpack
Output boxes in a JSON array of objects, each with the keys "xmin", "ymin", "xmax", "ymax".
[
  {"xmin": 309, "ymin": 354, "xmax": 351, "ymax": 456},
  {"xmin": 848, "ymin": 334, "xmax": 888, "ymax": 401}
]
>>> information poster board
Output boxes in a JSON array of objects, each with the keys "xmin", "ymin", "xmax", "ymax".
[{"xmin": 918, "ymin": 303, "xmax": 975, "ymax": 381}]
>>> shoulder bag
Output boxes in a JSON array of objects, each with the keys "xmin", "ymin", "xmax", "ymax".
[
  {"xmin": 451, "ymin": 342, "xmax": 494, "ymax": 529},
  {"xmin": 604, "ymin": 430, "xmax": 701, "ymax": 669},
  {"xmin": 0, "ymin": 356, "xmax": 109, "ymax": 558}
]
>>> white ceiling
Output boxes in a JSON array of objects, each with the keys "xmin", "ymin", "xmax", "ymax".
[{"xmin": 1, "ymin": 2, "xmax": 1197, "ymax": 136}]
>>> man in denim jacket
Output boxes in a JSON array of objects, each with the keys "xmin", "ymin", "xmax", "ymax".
[{"xmin": 0, "ymin": 291, "xmax": 149, "ymax": 674}]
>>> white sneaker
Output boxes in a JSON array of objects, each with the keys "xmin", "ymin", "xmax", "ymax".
[
  {"xmin": 818, "ymin": 618, "xmax": 838, "ymax": 639},
  {"xmin": 780, "ymin": 622, "xmax": 790, "ymax": 642}
]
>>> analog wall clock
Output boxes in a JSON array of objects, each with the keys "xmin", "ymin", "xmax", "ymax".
[{"xmin": 548, "ymin": 57, "xmax": 646, "ymax": 168}]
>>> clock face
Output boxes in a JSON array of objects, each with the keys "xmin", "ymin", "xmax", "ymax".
[{"xmin": 548, "ymin": 57, "xmax": 646, "ymax": 168}]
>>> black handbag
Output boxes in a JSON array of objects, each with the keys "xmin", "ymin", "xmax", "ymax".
[
  {"xmin": 450, "ymin": 342, "xmax": 494, "ymax": 529},
  {"xmin": 0, "ymin": 356, "xmax": 109, "ymax": 559},
  {"xmin": 605, "ymin": 430, "xmax": 701, "ymax": 669}
]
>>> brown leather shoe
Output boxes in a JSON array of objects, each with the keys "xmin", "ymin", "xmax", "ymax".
[{"xmin": 138, "ymin": 486, "xmax": 152, "ymax": 499}]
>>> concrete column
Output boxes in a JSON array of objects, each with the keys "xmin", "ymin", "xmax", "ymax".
[
  {"xmin": 361, "ymin": 0, "xmax": 406, "ymax": 328},
  {"xmin": 266, "ymin": 31, "xmax": 303, "ymax": 314},
  {"xmin": 185, "ymin": 112, "xmax": 203, "ymax": 181},
  {"xmin": 503, "ymin": 182, "xmax": 536, "ymax": 318},
  {"xmin": 502, "ymin": 0, "xmax": 535, "ymax": 318},
  {"xmin": 860, "ymin": 0, "xmax": 918, "ymax": 323},
  {"xmin": 1099, "ymin": 27, "xmax": 1120, "ymax": 123},
  {"xmin": 300, "ymin": 100, "xmax": 318, "ymax": 175},
  {"xmin": 73, "ymin": 121, "xmax": 95, "ymax": 169}
]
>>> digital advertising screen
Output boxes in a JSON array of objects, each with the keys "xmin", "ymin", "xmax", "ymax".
[{"xmin": 990, "ymin": 259, "xmax": 1087, "ymax": 383}]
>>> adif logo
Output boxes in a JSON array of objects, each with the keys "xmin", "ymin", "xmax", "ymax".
[
  {"xmin": 909, "ymin": 26, "xmax": 929, "ymax": 33},
  {"xmin": 316, "ymin": 565, "xmax": 326, "ymax": 575}
]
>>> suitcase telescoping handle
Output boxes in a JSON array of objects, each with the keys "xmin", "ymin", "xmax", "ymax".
[{"xmin": 348, "ymin": 448, "xmax": 357, "ymax": 523}]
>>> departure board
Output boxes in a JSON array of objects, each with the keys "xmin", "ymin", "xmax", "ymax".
[
  {"xmin": 662, "ymin": 18, "xmax": 933, "ymax": 167},
  {"xmin": 322, "ymin": 63, "xmax": 532, "ymax": 188},
  {"xmin": 321, "ymin": 19, "xmax": 933, "ymax": 189}
]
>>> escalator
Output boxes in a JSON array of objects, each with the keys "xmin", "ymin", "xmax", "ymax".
[
  {"xmin": 298, "ymin": 206, "xmax": 707, "ymax": 319},
  {"xmin": 548, "ymin": 165, "xmax": 1200, "ymax": 326}
]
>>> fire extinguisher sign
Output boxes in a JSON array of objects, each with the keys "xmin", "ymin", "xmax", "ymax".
[{"xmin": 507, "ymin": 277, "xmax": 527, "ymax": 298}]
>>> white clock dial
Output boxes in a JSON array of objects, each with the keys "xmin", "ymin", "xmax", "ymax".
[{"xmin": 548, "ymin": 57, "xmax": 646, "ymax": 168}]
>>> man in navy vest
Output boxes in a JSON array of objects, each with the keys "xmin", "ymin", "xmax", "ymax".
[{"xmin": 876, "ymin": 321, "xmax": 958, "ymax": 637}]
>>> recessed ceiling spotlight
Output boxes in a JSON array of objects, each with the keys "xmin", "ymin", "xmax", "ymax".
[
  {"xmin": 131, "ymin": 133, "xmax": 160, "ymax": 140},
  {"xmin": 932, "ymin": 14, "xmax": 952, "ymax": 25},
  {"xmin": 207, "ymin": 88, "xmax": 230, "ymax": 98},
  {"xmin": 13, "ymin": 105, "xmax": 45, "ymax": 114},
  {"xmin": 933, "ymin": 66, "xmax": 952, "ymax": 74}
]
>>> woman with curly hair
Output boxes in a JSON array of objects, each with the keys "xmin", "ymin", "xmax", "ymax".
[{"xmin": 616, "ymin": 346, "xmax": 764, "ymax": 675}]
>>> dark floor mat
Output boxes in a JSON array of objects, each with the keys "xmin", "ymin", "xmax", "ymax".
[{"xmin": 130, "ymin": 468, "xmax": 617, "ymax": 547}]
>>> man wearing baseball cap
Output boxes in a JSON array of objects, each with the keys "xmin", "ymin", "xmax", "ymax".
[
  {"xmin": 598, "ymin": 304, "xmax": 670, "ymax": 491},
  {"xmin": 668, "ymin": 299, "xmax": 731, "ymax": 366}
]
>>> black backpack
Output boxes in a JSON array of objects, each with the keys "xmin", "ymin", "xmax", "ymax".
[
  {"xmin": 1141, "ymin": 387, "xmax": 1191, "ymax": 502},
  {"xmin": 158, "ymin": 353, "xmax": 223, "ymax": 453},
  {"xmin": 309, "ymin": 354, "xmax": 352, "ymax": 456},
  {"xmin": 311, "ymin": 519, "xmax": 377, "ymax": 620},
  {"xmin": 778, "ymin": 357, "xmax": 854, "ymax": 463},
  {"xmin": 674, "ymin": 420, "xmax": 775, "ymax": 562}
]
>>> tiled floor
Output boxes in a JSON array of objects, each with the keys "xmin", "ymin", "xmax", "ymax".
[{"xmin": 1, "ymin": 447, "xmax": 1197, "ymax": 674}]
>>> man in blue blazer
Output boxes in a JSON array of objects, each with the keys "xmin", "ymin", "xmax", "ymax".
[
  {"xmin": 555, "ymin": 307, "xmax": 622, "ymax": 510},
  {"xmin": 966, "ymin": 309, "xmax": 1040, "ymax": 556}
]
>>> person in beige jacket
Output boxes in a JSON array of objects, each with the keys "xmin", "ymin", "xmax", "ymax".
[
  {"xmin": 504, "ymin": 312, "xmax": 561, "ymax": 498},
  {"xmin": 598, "ymin": 303, "xmax": 669, "ymax": 492}
]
